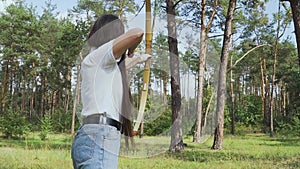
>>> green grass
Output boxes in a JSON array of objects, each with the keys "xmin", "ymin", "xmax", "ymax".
[{"xmin": 0, "ymin": 133, "xmax": 299, "ymax": 169}]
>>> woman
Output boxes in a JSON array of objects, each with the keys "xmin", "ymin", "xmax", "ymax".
[{"xmin": 71, "ymin": 14, "xmax": 147, "ymax": 169}]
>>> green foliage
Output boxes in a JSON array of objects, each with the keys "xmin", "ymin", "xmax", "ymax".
[
  {"xmin": 238, "ymin": 95, "xmax": 262, "ymax": 126},
  {"xmin": 233, "ymin": 122, "xmax": 250, "ymax": 136},
  {"xmin": 51, "ymin": 109, "xmax": 70, "ymax": 133},
  {"xmin": 51, "ymin": 108, "xmax": 80, "ymax": 133},
  {"xmin": 0, "ymin": 0, "xmax": 298, "ymax": 148},
  {"xmin": 0, "ymin": 110, "xmax": 30, "ymax": 139},
  {"xmin": 144, "ymin": 109, "xmax": 172, "ymax": 136},
  {"xmin": 275, "ymin": 111, "xmax": 300, "ymax": 137},
  {"xmin": 182, "ymin": 47, "xmax": 198, "ymax": 75},
  {"xmin": 225, "ymin": 95, "xmax": 263, "ymax": 135},
  {"xmin": 39, "ymin": 114, "xmax": 52, "ymax": 140},
  {"xmin": 74, "ymin": 0, "xmax": 139, "ymax": 19},
  {"xmin": 224, "ymin": 104, "xmax": 232, "ymax": 132}
]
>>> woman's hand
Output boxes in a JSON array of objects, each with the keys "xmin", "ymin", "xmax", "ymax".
[
  {"xmin": 125, "ymin": 52, "xmax": 152, "ymax": 70},
  {"xmin": 138, "ymin": 53, "xmax": 151, "ymax": 62},
  {"xmin": 127, "ymin": 48, "xmax": 135, "ymax": 58}
]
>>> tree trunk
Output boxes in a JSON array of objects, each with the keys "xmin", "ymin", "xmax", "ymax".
[
  {"xmin": 166, "ymin": 0, "xmax": 184, "ymax": 152},
  {"xmin": 163, "ymin": 71, "xmax": 168, "ymax": 107},
  {"xmin": 281, "ymin": 0, "xmax": 300, "ymax": 65},
  {"xmin": 187, "ymin": 70, "xmax": 190, "ymax": 114},
  {"xmin": 230, "ymin": 42, "xmax": 235, "ymax": 135},
  {"xmin": 193, "ymin": 0, "xmax": 207, "ymax": 143},
  {"xmin": 212, "ymin": 0, "xmax": 236, "ymax": 150},
  {"xmin": 40, "ymin": 74, "xmax": 46, "ymax": 117},
  {"xmin": 281, "ymin": 83, "xmax": 286, "ymax": 116},
  {"xmin": 1, "ymin": 63, "xmax": 9, "ymax": 113},
  {"xmin": 65, "ymin": 66, "xmax": 72, "ymax": 113},
  {"xmin": 71, "ymin": 53, "xmax": 82, "ymax": 134},
  {"xmin": 10, "ymin": 60, "xmax": 20, "ymax": 111},
  {"xmin": 259, "ymin": 56, "xmax": 266, "ymax": 132},
  {"xmin": 21, "ymin": 72, "xmax": 26, "ymax": 114},
  {"xmin": 269, "ymin": 1, "xmax": 283, "ymax": 137},
  {"xmin": 201, "ymin": 91, "xmax": 214, "ymax": 136},
  {"xmin": 193, "ymin": 0, "xmax": 218, "ymax": 143},
  {"xmin": 263, "ymin": 57, "xmax": 270, "ymax": 133},
  {"xmin": 193, "ymin": 24, "xmax": 206, "ymax": 143}
]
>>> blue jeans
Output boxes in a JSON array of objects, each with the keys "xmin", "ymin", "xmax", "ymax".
[{"xmin": 71, "ymin": 124, "xmax": 121, "ymax": 169}]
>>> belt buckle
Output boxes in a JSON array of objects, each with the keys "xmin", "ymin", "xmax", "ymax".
[{"xmin": 99, "ymin": 112, "xmax": 107, "ymax": 124}]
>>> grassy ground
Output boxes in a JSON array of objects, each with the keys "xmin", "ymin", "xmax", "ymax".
[{"xmin": 0, "ymin": 133, "xmax": 299, "ymax": 169}]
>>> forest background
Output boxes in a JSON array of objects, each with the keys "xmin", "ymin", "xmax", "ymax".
[{"xmin": 0, "ymin": 0, "xmax": 299, "ymax": 167}]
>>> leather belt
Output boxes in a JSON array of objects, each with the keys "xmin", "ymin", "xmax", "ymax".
[{"xmin": 82, "ymin": 114, "xmax": 122, "ymax": 131}]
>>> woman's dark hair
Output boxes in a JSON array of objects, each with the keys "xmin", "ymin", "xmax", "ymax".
[
  {"xmin": 88, "ymin": 14, "xmax": 133, "ymax": 138},
  {"xmin": 88, "ymin": 14, "xmax": 124, "ymax": 48}
]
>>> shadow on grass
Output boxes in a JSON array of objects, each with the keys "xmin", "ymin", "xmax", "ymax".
[
  {"xmin": 166, "ymin": 134, "xmax": 300, "ymax": 168},
  {"xmin": 168, "ymin": 148, "xmax": 299, "ymax": 167},
  {"xmin": 231, "ymin": 134, "xmax": 300, "ymax": 147},
  {"xmin": 168, "ymin": 149, "xmax": 253, "ymax": 163},
  {"xmin": 259, "ymin": 137, "xmax": 300, "ymax": 147}
]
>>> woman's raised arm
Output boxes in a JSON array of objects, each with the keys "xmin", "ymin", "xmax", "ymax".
[{"xmin": 112, "ymin": 28, "xmax": 144, "ymax": 59}]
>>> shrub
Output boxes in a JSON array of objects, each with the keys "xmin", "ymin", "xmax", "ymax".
[
  {"xmin": 275, "ymin": 114, "xmax": 300, "ymax": 136},
  {"xmin": 144, "ymin": 109, "xmax": 172, "ymax": 136},
  {"xmin": 51, "ymin": 108, "xmax": 73, "ymax": 133},
  {"xmin": 39, "ymin": 114, "xmax": 52, "ymax": 140},
  {"xmin": 224, "ymin": 95, "xmax": 263, "ymax": 135},
  {"xmin": 0, "ymin": 110, "xmax": 30, "ymax": 139}
]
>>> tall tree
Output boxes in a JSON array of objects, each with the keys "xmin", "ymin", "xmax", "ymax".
[
  {"xmin": 236, "ymin": 0, "xmax": 273, "ymax": 133},
  {"xmin": 229, "ymin": 36, "xmax": 235, "ymax": 135},
  {"xmin": 212, "ymin": 0, "xmax": 236, "ymax": 150},
  {"xmin": 166, "ymin": 0, "xmax": 184, "ymax": 152},
  {"xmin": 0, "ymin": 2, "xmax": 40, "ymax": 115},
  {"xmin": 70, "ymin": 20, "xmax": 90, "ymax": 134},
  {"xmin": 269, "ymin": 0, "xmax": 292, "ymax": 137},
  {"xmin": 55, "ymin": 19, "xmax": 86, "ymax": 132},
  {"xmin": 193, "ymin": 0, "xmax": 218, "ymax": 143},
  {"xmin": 72, "ymin": 0, "xmax": 138, "ymax": 21}
]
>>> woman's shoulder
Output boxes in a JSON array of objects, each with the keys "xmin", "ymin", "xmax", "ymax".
[{"xmin": 82, "ymin": 40, "xmax": 116, "ymax": 67}]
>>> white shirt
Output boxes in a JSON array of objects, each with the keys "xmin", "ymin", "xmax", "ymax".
[{"xmin": 80, "ymin": 40, "xmax": 122, "ymax": 121}]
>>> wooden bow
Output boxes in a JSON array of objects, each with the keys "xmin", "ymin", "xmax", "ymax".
[{"xmin": 132, "ymin": 0, "xmax": 152, "ymax": 135}]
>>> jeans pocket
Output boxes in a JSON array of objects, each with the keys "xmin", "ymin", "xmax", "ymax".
[
  {"xmin": 103, "ymin": 126, "xmax": 121, "ymax": 155},
  {"xmin": 72, "ymin": 132, "xmax": 96, "ymax": 164}
]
